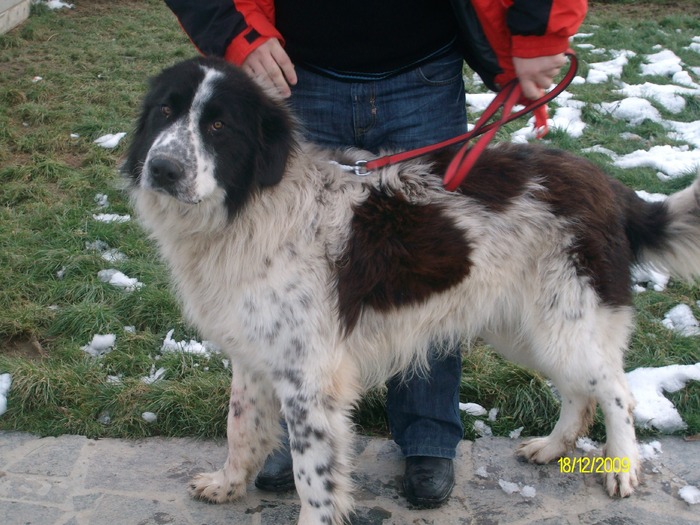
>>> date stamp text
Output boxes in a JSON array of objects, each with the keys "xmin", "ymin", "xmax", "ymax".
[{"xmin": 558, "ymin": 456, "xmax": 630, "ymax": 474}]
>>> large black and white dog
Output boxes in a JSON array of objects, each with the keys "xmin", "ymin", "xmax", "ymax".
[{"xmin": 124, "ymin": 57, "xmax": 700, "ymax": 525}]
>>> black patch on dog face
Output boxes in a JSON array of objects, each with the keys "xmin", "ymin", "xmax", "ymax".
[
  {"xmin": 123, "ymin": 56, "xmax": 296, "ymax": 217},
  {"xmin": 122, "ymin": 59, "xmax": 205, "ymax": 182},
  {"xmin": 336, "ymin": 189, "xmax": 473, "ymax": 332}
]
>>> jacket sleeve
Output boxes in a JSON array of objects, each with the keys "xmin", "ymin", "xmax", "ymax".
[
  {"xmin": 164, "ymin": 0, "xmax": 282, "ymax": 65},
  {"xmin": 506, "ymin": 0, "xmax": 587, "ymax": 57}
]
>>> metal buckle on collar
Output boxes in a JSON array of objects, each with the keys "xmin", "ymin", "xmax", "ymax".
[{"xmin": 329, "ymin": 160, "xmax": 370, "ymax": 177}]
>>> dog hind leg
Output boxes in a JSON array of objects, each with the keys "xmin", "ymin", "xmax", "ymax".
[
  {"xmin": 512, "ymin": 305, "xmax": 640, "ymax": 497},
  {"xmin": 483, "ymin": 330, "xmax": 596, "ymax": 464},
  {"xmin": 593, "ymin": 371, "xmax": 640, "ymax": 497}
]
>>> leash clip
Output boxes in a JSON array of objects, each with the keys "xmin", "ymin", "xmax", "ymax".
[
  {"xmin": 329, "ymin": 159, "xmax": 370, "ymax": 176},
  {"xmin": 353, "ymin": 160, "xmax": 369, "ymax": 176}
]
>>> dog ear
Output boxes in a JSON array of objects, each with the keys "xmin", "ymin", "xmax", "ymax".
[{"xmin": 255, "ymin": 99, "xmax": 296, "ymax": 187}]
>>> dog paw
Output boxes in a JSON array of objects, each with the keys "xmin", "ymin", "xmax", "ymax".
[
  {"xmin": 603, "ymin": 462, "xmax": 639, "ymax": 498},
  {"xmin": 189, "ymin": 470, "xmax": 246, "ymax": 503},
  {"xmin": 516, "ymin": 437, "xmax": 567, "ymax": 464}
]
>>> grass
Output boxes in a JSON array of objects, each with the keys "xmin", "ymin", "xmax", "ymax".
[{"xmin": 0, "ymin": 1, "xmax": 698, "ymax": 442}]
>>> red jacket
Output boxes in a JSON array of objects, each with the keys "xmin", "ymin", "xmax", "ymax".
[
  {"xmin": 165, "ymin": 0, "xmax": 587, "ymax": 91},
  {"xmin": 221, "ymin": 0, "xmax": 279, "ymax": 66},
  {"xmin": 165, "ymin": 0, "xmax": 281, "ymax": 66},
  {"xmin": 454, "ymin": 0, "xmax": 587, "ymax": 90}
]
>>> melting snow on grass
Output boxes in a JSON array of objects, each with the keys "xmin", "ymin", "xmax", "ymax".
[
  {"xmin": 98, "ymin": 269, "xmax": 144, "ymax": 292},
  {"xmin": 93, "ymin": 132, "xmax": 127, "ymax": 149},
  {"xmin": 81, "ymin": 333, "xmax": 116, "ymax": 357},
  {"xmin": 141, "ymin": 365, "xmax": 167, "ymax": 385},
  {"xmin": 87, "ymin": 240, "xmax": 127, "ymax": 263},
  {"xmin": 662, "ymin": 304, "xmax": 700, "ymax": 336},
  {"xmin": 0, "ymin": 374, "xmax": 12, "ymax": 416},
  {"xmin": 42, "ymin": 0, "xmax": 74, "ymax": 10},
  {"xmin": 142, "ymin": 411, "xmax": 158, "ymax": 423},
  {"xmin": 94, "ymin": 193, "xmax": 109, "ymax": 208},
  {"xmin": 92, "ymin": 213, "xmax": 131, "ymax": 223},
  {"xmin": 459, "ymin": 402, "xmax": 487, "ymax": 416},
  {"xmin": 161, "ymin": 329, "xmax": 221, "ymax": 357},
  {"xmin": 626, "ymin": 364, "xmax": 700, "ymax": 432}
]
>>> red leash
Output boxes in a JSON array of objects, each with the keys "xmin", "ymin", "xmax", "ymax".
[{"xmin": 355, "ymin": 50, "xmax": 578, "ymax": 190}]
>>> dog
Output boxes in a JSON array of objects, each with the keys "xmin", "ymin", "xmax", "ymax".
[{"xmin": 123, "ymin": 56, "xmax": 700, "ymax": 525}]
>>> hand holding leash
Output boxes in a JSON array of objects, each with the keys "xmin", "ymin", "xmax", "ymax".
[
  {"xmin": 348, "ymin": 50, "xmax": 579, "ymax": 191},
  {"xmin": 513, "ymin": 53, "xmax": 569, "ymax": 100}
]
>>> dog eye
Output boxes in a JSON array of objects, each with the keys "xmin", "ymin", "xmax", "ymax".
[
  {"xmin": 160, "ymin": 104, "xmax": 172, "ymax": 118},
  {"xmin": 211, "ymin": 120, "xmax": 224, "ymax": 132}
]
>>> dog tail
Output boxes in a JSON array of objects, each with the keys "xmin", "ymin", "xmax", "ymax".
[{"xmin": 621, "ymin": 172, "xmax": 700, "ymax": 281}]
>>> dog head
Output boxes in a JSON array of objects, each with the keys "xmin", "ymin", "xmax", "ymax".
[{"xmin": 123, "ymin": 56, "xmax": 296, "ymax": 216}]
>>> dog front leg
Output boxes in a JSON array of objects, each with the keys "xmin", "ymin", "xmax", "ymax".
[
  {"xmin": 190, "ymin": 366, "xmax": 281, "ymax": 503},
  {"xmin": 277, "ymin": 355, "xmax": 360, "ymax": 525}
]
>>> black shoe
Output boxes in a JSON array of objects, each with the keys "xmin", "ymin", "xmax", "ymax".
[
  {"xmin": 254, "ymin": 440, "xmax": 295, "ymax": 492},
  {"xmin": 403, "ymin": 456, "xmax": 455, "ymax": 508}
]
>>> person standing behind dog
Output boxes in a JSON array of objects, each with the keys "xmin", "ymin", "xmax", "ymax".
[{"xmin": 164, "ymin": 0, "xmax": 587, "ymax": 509}]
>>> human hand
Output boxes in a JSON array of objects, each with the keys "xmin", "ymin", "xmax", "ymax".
[
  {"xmin": 242, "ymin": 38, "xmax": 297, "ymax": 98},
  {"xmin": 512, "ymin": 54, "xmax": 567, "ymax": 100}
]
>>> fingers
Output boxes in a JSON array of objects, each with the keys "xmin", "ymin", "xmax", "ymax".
[
  {"xmin": 242, "ymin": 39, "xmax": 297, "ymax": 98},
  {"xmin": 512, "ymin": 54, "xmax": 567, "ymax": 100},
  {"xmin": 269, "ymin": 41, "xmax": 297, "ymax": 87},
  {"xmin": 518, "ymin": 78, "xmax": 544, "ymax": 101}
]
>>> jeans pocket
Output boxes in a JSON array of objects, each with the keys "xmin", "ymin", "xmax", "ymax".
[{"xmin": 415, "ymin": 51, "xmax": 465, "ymax": 87}]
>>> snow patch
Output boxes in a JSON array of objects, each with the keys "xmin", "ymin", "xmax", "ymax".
[
  {"xmin": 98, "ymin": 269, "xmax": 143, "ymax": 292},
  {"xmin": 638, "ymin": 440, "xmax": 662, "ymax": 460},
  {"xmin": 498, "ymin": 479, "xmax": 536, "ymax": 498},
  {"xmin": 662, "ymin": 304, "xmax": 700, "ymax": 336},
  {"xmin": 459, "ymin": 402, "xmax": 487, "ymax": 416},
  {"xmin": 0, "ymin": 374, "xmax": 12, "ymax": 416},
  {"xmin": 575, "ymin": 437, "xmax": 601, "ymax": 453},
  {"xmin": 81, "ymin": 334, "xmax": 116, "ymax": 357},
  {"xmin": 679, "ymin": 485, "xmax": 700, "ymax": 505},
  {"xmin": 93, "ymin": 213, "xmax": 131, "ymax": 223},
  {"xmin": 94, "ymin": 132, "xmax": 126, "ymax": 149},
  {"xmin": 160, "ymin": 329, "xmax": 220, "ymax": 357},
  {"xmin": 626, "ymin": 364, "xmax": 700, "ymax": 432}
]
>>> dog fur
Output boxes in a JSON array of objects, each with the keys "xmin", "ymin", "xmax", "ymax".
[{"xmin": 124, "ymin": 57, "xmax": 700, "ymax": 525}]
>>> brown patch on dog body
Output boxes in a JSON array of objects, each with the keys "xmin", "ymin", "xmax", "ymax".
[
  {"xmin": 455, "ymin": 145, "xmax": 534, "ymax": 213},
  {"xmin": 531, "ymin": 148, "xmax": 636, "ymax": 308},
  {"xmin": 608, "ymin": 178, "xmax": 670, "ymax": 257},
  {"xmin": 461, "ymin": 144, "xmax": 640, "ymax": 308},
  {"xmin": 336, "ymin": 188, "xmax": 472, "ymax": 333}
]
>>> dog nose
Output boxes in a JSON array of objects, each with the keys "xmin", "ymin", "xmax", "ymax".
[{"xmin": 149, "ymin": 157, "xmax": 184, "ymax": 188}]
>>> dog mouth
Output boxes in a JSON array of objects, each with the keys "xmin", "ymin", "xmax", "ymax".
[
  {"xmin": 144, "ymin": 181, "xmax": 203, "ymax": 205},
  {"xmin": 153, "ymin": 185, "xmax": 203, "ymax": 205}
]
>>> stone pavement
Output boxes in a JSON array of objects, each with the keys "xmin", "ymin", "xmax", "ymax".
[{"xmin": 0, "ymin": 431, "xmax": 698, "ymax": 524}]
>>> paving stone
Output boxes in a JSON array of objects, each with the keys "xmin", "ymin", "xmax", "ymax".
[{"xmin": 0, "ymin": 431, "xmax": 698, "ymax": 525}]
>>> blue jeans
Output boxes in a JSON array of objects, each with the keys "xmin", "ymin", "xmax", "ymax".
[{"xmin": 288, "ymin": 49, "xmax": 466, "ymax": 459}]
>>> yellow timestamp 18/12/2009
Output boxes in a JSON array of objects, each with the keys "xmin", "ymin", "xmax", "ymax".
[{"xmin": 558, "ymin": 456, "xmax": 631, "ymax": 474}]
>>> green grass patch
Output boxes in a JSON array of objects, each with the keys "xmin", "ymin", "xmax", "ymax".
[{"xmin": 0, "ymin": 1, "xmax": 698, "ymax": 442}]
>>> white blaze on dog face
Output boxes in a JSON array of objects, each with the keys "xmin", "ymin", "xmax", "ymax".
[{"xmin": 141, "ymin": 66, "xmax": 223, "ymax": 204}]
